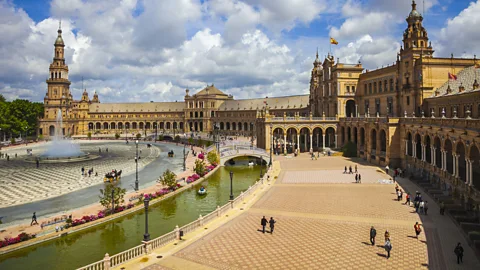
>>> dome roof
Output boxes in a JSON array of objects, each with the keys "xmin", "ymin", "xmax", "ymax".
[
  {"xmin": 408, "ymin": 1, "xmax": 422, "ymax": 19},
  {"xmin": 55, "ymin": 29, "xmax": 64, "ymax": 46}
]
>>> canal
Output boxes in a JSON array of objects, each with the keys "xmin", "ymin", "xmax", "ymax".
[{"xmin": 0, "ymin": 158, "xmax": 264, "ymax": 270}]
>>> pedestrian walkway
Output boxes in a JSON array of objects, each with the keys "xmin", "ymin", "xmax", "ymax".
[{"xmin": 123, "ymin": 154, "xmax": 479, "ymax": 269}]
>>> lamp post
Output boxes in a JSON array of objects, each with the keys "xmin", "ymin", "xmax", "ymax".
[
  {"xmin": 269, "ymin": 123, "xmax": 273, "ymax": 166},
  {"xmin": 144, "ymin": 121, "xmax": 147, "ymax": 139},
  {"xmin": 135, "ymin": 140, "xmax": 139, "ymax": 191},
  {"xmin": 229, "ymin": 171, "xmax": 234, "ymax": 200},
  {"xmin": 125, "ymin": 123, "xmax": 127, "ymax": 142},
  {"xmin": 183, "ymin": 135, "xmax": 186, "ymax": 171},
  {"xmin": 143, "ymin": 197, "xmax": 150, "ymax": 241},
  {"xmin": 111, "ymin": 188, "xmax": 115, "ymax": 214},
  {"xmin": 155, "ymin": 122, "xmax": 158, "ymax": 142}
]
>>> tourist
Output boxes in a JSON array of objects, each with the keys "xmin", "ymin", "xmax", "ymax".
[
  {"xmin": 424, "ymin": 201, "xmax": 429, "ymax": 215},
  {"xmin": 454, "ymin": 242, "xmax": 464, "ymax": 264},
  {"xmin": 36, "ymin": 159, "xmax": 39, "ymax": 168},
  {"xmin": 405, "ymin": 193, "xmax": 410, "ymax": 205},
  {"xmin": 385, "ymin": 165, "xmax": 389, "ymax": 175},
  {"xmin": 395, "ymin": 184, "xmax": 399, "ymax": 193},
  {"xmin": 344, "ymin": 166, "xmax": 347, "ymax": 174},
  {"xmin": 440, "ymin": 201, "xmax": 446, "ymax": 215},
  {"xmin": 370, "ymin": 226, "xmax": 377, "ymax": 246},
  {"xmin": 355, "ymin": 165, "xmax": 358, "ymax": 173},
  {"xmin": 397, "ymin": 190, "xmax": 401, "ymax": 201},
  {"xmin": 355, "ymin": 174, "xmax": 358, "ymax": 183},
  {"xmin": 81, "ymin": 167, "xmax": 85, "ymax": 176},
  {"xmin": 384, "ymin": 230, "xmax": 390, "ymax": 242},
  {"xmin": 55, "ymin": 226, "xmax": 59, "ymax": 232},
  {"xmin": 269, "ymin": 217, "xmax": 276, "ymax": 234},
  {"xmin": 392, "ymin": 175, "xmax": 396, "ymax": 183},
  {"xmin": 31, "ymin": 212, "xmax": 38, "ymax": 226},
  {"xmin": 358, "ymin": 174, "xmax": 362, "ymax": 183},
  {"xmin": 384, "ymin": 238, "xmax": 392, "ymax": 259},
  {"xmin": 261, "ymin": 216, "xmax": 267, "ymax": 234},
  {"xmin": 414, "ymin": 222, "xmax": 422, "ymax": 239},
  {"xmin": 349, "ymin": 166, "xmax": 353, "ymax": 174},
  {"xmin": 15, "ymin": 153, "xmax": 17, "ymax": 158}
]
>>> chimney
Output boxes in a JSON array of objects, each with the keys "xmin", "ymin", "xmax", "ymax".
[
  {"xmin": 458, "ymin": 83, "xmax": 465, "ymax": 93},
  {"xmin": 473, "ymin": 79, "xmax": 479, "ymax": 90},
  {"xmin": 446, "ymin": 85, "xmax": 452, "ymax": 94}
]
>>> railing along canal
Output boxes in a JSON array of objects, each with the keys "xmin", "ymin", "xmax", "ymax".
[{"xmin": 77, "ymin": 168, "xmax": 271, "ymax": 270}]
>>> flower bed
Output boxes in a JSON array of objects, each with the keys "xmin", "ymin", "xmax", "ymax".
[
  {"xmin": 186, "ymin": 164, "xmax": 216, "ymax": 183},
  {"xmin": 0, "ymin": 232, "xmax": 36, "ymax": 248}
]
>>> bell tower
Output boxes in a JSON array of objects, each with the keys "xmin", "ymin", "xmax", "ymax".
[{"xmin": 44, "ymin": 21, "xmax": 72, "ymax": 120}]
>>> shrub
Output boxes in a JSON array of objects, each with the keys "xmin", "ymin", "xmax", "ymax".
[
  {"xmin": 174, "ymin": 135, "xmax": 180, "ymax": 142},
  {"xmin": 115, "ymin": 133, "xmax": 120, "ymax": 139},
  {"xmin": 159, "ymin": 169, "xmax": 177, "ymax": 189},
  {"xmin": 87, "ymin": 132, "xmax": 92, "ymax": 140},
  {"xmin": 10, "ymin": 138, "xmax": 15, "ymax": 144},
  {"xmin": 194, "ymin": 159, "xmax": 206, "ymax": 176},
  {"xmin": 342, "ymin": 141, "xmax": 357, "ymax": 157},
  {"xmin": 207, "ymin": 151, "xmax": 219, "ymax": 166},
  {"xmin": 158, "ymin": 135, "xmax": 164, "ymax": 141},
  {"xmin": 136, "ymin": 133, "xmax": 142, "ymax": 139}
]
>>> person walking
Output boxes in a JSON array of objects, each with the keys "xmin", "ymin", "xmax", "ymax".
[
  {"xmin": 358, "ymin": 174, "xmax": 362, "ymax": 183},
  {"xmin": 269, "ymin": 217, "xmax": 276, "ymax": 234},
  {"xmin": 414, "ymin": 222, "xmax": 422, "ymax": 239},
  {"xmin": 370, "ymin": 226, "xmax": 377, "ymax": 246},
  {"xmin": 36, "ymin": 159, "xmax": 39, "ymax": 168},
  {"xmin": 31, "ymin": 212, "xmax": 38, "ymax": 226},
  {"xmin": 440, "ymin": 201, "xmax": 445, "ymax": 215},
  {"xmin": 385, "ymin": 165, "xmax": 389, "ymax": 175},
  {"xmin": 384, "ymin": 238, "xmax": 392, "ymax": 259},
  {"xmin": 424, "ymin": 201, "xmax": 429, "ymax": 215},
  {"xmin": 260, "ymin": 216, "xmax": 267, "ymax": 233},
  {"xmin": 355, "ymin": 165, "xmax": 358, "ymax": 173},
  {"xmin": 355, "ymin": 174, "xmax": 358, "ymax": 183},
  {"xmin": 349, "ymin": 166, "xmax": 353, "ymax": 174},
  {"xmin": 81, "ymin": 167, "xmax": 85, "ymax": 176},
  {"xmin": 420, "ymin": 201, "xmax": 425, "ymax": 214},
  {"xmin": 344, "ymin": 166, "xmax": 347, "ymax": 174},
  {"xmin": 384, "ymin": 230, "xmax": 390, "ymax": 242},
  {"xmin": 454, "ymin": 242, "xmax": 464, "ymax": 264},
  {"xmin": 405, "ymin": 193, "xmax": 410, "ymax": 205},
  {"xmin": 397, "ymin": 190, "xmax": 401, "ymax": 201}
]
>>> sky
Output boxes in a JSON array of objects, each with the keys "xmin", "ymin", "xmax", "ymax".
[{"xmin": 1, "ymin": 0, "xmax": 479, "ymax": 103}]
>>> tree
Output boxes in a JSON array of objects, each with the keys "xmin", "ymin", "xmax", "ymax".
[
  {"xmin": 342, "ymin": 141, "xmax": 357, "ymax": 157},
  {"xmin": 207, "ymin": 151, "xmax": 219, "ymax": 166},
  {"xmin": 115, "ymin": 133, "xmax": 120, "ymax": 139},
  {"xmin": 136, "ymin": 133, "xmax": 141, "ymax": 139},
  {"xmin": 194, "ymin": 159, "xmax": 206, "ymax": 176},
  {"xmin": 99, "ymin": 184, "xmax": 126, "ymax": 211},
  {"xmin": 188, "ymin": 137, "xmax": 193, "ymax": 145},
  {"xmin": 159, "ymin": 169, "xmax": 177, "ymax": 189},
  {"xmin": 87, "ymin": 132, "xmax": 92, "ymax": 140},
  {"xmin": 174, "ymin": 135, "xmax": 180, "ymax": 142},
  {"xmin": 158, "ymin": 135, "xmax": 164, "ymax": 141}
]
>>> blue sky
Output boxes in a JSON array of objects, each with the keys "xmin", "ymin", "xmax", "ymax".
[{"xmin": 2, "ymin": 0, "xmax": 480, "ymax": 103}]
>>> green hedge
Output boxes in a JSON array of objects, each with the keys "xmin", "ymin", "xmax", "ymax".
[{"xmin": 342, "ymin": 141, "xmax": 357, "ymax": 157}]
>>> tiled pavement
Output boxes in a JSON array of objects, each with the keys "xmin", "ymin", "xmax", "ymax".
[{"xmin": 149, "ymin": 154, "xmax": 480, "ymax": 269}]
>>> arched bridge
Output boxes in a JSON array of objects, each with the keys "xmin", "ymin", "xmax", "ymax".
[{"xmin": 207, "ymin": 143, "xmax": 270, "ymax": 166}]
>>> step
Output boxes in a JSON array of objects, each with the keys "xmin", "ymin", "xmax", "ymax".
[
  {"xmin": 460, "ymin": 222, "xmax": 480, "ymax": 233},
  {"xmin": 468, "ymin": 232, "xmax": 480, "ymax": 242},
  {"xmin": 450, "ymin": 209, "xmax": 469, "ymax": 216},
  {"xmin": 454, "ymin": 215, "xmax": 479, "ymax": 224}
]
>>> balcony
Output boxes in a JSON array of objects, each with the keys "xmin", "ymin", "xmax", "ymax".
[{"xmin": 269, "ymin": 116, "xmax": 339, "ymax": 122}]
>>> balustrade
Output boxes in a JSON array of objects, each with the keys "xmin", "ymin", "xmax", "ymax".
[{"xmin": 109, "ymin": 245, "xmax": 145, "ymax": 268}]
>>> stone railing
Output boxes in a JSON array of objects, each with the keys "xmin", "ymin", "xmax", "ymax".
[
  {"xmin": 77, "ymin": 168, "xmax": 271, "ymax": 270},
  {"xmin": 401, "ymin": 117, "xmax": 480, "ymax": 131},
  {"xmin": 269, "ymin": 116, "xmax": 338, "ymax": 122}
]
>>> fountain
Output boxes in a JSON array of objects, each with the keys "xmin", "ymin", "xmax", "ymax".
[{"xmin": 40, "ymin": 109, "xmax": 85, "ymax": 158}]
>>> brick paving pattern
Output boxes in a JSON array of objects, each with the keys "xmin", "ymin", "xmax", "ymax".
[
  {"xmin": 281, "ymin": 168, "xmax": 387, "ymax": 184},
  {"xmin": 148, "ymin": 154, "xmax": 480, "ymax": 270}
]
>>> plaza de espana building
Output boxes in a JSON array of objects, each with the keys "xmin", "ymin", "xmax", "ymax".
[{"xmin": 40, "ymin": 1, "xmax": 480, "ymax": 206}]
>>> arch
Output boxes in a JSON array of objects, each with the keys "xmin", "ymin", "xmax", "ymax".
[
  {"xmin": 434, "ymin": 136, "xmax": 441, "ymax": 169},
  {"xmin": 345, "ymin": 100, "xmax": 356, "ymax": 117},
  {"xmin": 299, "ymin": 127, "xmax": 311, "ymax": 152},
  {"xmin": 470, "ymin": 145, "xmax": 480, "ymax": 189},
  {"xmin": 371, "ymin": 129, "xmax": 377, "ymax": 151},
  {"xmin": 273, "ymin": 127, "xmax": 285, "ymax": 154},
  {"xmin": 166, "ymin": 122, "xmax": 171, "ymax": 129},
  {"xmin": 312, "ymin": 127, "xmax": 323, "ymax": 151},
  {"xmin": 425, "ymin": 135, "xmax": 431, "ymax": 163},
  {"xmin": 194, "ymin": 122, "xmax": 198, "ymax": 131},
  {"xmin": 444, "ymin": 139, "xmax": 453, "ymax": 175},
  {"xmin": 347, "ymin": 126, "xmax": 351, "ymax": 142},
  {"xmin": 238, "ymin": 122, "xmax": 242, "ymax": 131},
  {"xmin": 456, "ymin": 141, "xmax": 466, "ymax": 182},
  {"xmin": 132, "ymin": 122, "xmax": 137, "ymax": 129},
  {"xmin": 286, "ymin": 127, "xmax": 298, "ymax": 153},
  {"xmin": 325, "ymin": 127, "xmax": 336, "ymax": 148},
  {"xmin": 49, "ymin": 125, "xmax": 55, "ymax": 136},
  {"xmin": 118, "ymin": 122, "xmax": 123, "ymax": 130},
  {"xmin": 173, "ymin": 122, "xmax": 177, "ymax": 129},
  {"xmin": 232, "ymin": 122, "xmax": 237, "ymax": 130},
  {"xmin": 160, "ymin": 122, "xmax": 164, "ymax": 129},
  {"xmin": 220, "ymin": 122, "xmax": 225, "ymax": 130},
  {"xmin": 96, "ymin": 122, "xmax": 101, "ymax": 130},
  {"xmin": 353, "ymin": 127, "xmax": 358, "ymax": 145},
  {"xmin": 103, "ymin": 122, "xmax": 109, "ymax": 130},
  {"xmin": 139, "ymin": 122, "xmax": 144, "ymax": 129},
  {"xmin": 180, "ymin": 122, "xmax": 184, "ymax": 130},
  {"xmin": 407, "ymin": 132, "xmax": 413, "ymax": 156},
  {"xmin": 110, "ymin": 122, "xmax": 116, "ymax": 130},
  {"xmin": 145, "ymin": 122, "xmax": 151, "ymax": 129},
  {"xmin": 88, "ymin": 122, "xmax": 94, "ymax": 131},
  {"xmin": 226, "ymin": 122, "xmax": 231, "ymax": 130},
  {"xmin": 359, "ymin": 127, "xmax": 365, "ymax": 147},
  {"xmin": 415, "ymin": 133, "xmax": 422, "ymax": 159},
  {"xmin": 380, "ymin": 129, "xmax": 387, "ymax": 152},
  {"xmin": 340, "ymin": 126, "xmax": 345, "ymax": 145},
  {"xmin": 125, "ymin": 122, "xmax": 130, "ymax": 129},
  {"xmin": 244, "ymin": 122, "xmax": 248, "ymax": 131}
]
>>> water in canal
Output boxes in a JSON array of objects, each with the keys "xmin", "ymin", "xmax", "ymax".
[{"xmin": 0, "ymin": 158, "xmax": 264, "ymax": 270}]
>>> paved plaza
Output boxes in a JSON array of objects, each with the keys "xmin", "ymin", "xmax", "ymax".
[
  {"xmin": 145, "ymin": 154, "xmax": 480, "ymax": 270},
  {"xmin": 0, "ymin": 141, "xmax": 159, "ymax": 207}
]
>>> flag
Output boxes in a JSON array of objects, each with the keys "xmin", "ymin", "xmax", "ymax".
[
  {"xmin": 448, "ymin": 72, "xmax": 457, "ymax": 80},
  {"xmin": 330, "ymin": 37, "xmax": 338, "ymax": 45}
]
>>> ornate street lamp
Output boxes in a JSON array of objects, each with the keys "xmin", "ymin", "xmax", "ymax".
[
  {"xmin": 143, "ymin": 197, "xmax": 150, "ymax": 241},
  {"xmin": 183, "ymin": 135, "xmax": 187, "ymax": 171},
  {"xmin": 229, "ymin": 171, "xmax": 234, "ymax": 200},
  {"xmin": 155, "ymin": 121, "xmax": 158, "ymax": 142},
  {"xmin": 125, "ymin": 123, "xmax": 127, "ymax": 142},
  {"xmin": 135, "ymin": 140, "xmax": 139, "ymax": 191},
  {"xmin": 269, "ymin": 123, "xmax": 273, "ymax": 166}
]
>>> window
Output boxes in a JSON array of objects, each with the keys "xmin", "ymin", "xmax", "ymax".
[
  {"xmin": 346, "ymin": 86, "xmax": 350, "ymax": 92},
  {"xmin": 390, "ymin": 79, "xmax": 394, "ymax": 91},
  {"xmin": 406, "ymin": 96, "xmax": 410, "ymax": 106},
  {"xmin": 364, "ymin": 84, "xmax": 367, "ymax": 94},
  {"xmin": 374, "ymin": 82, "xmax": 377, "ymax": 93},
  {"xmin": 189, "ymin": 112, "xmax": 193, "ymax": 118},
  {"xmin": 379, "ymin": 82, "xmax": 382, "ymax": 92},
  {"xmin": 369, "ymin": 83, "xmax": 372, "ymax": 94},
  {"xmin": 352, "ymin": 86, "xmax": 356, "ymax": 92}
]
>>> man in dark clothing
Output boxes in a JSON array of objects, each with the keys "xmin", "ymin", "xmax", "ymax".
[
  {"xmin": 31, "ymin": 212, "xmax": 38, "ymax": 226},
  {"xmin": 36, "ymin": 159, "xmax": 39, "ymax": 168},
  {"xmin": 370, "ymin": 226, "xmax": 377, "ymax": 245},
  {"xmin": 358, "ymin": 174, "xmax": 361, "ymax": 183},
  {"xmin": 344, "ymin": 166, "xmax": 347, "ymax": 174},
  {"xmin": 440, "ymin": 202, "xmax": 445, "ymax": 215},
  {"xmin": 269, "ymin": 217, "xmax": 276, "ymax": 234},
  {"xmin": 424, "ymin": 201, "xmax": 429, "ymax": 215},
  {"xmin": 261, "ymin": 216, "xmax": 267, "ymax": 233},
  {"xmin": 454, "ymin": 243, "xmax": 464, "ymax": 264},
  {"xmin": 349, "ymin": 166, "xmax": 353, "ymax": 174},
  {"xmin": 355, "ymin": 165, "xmax": 358, "ymax": 173}
]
